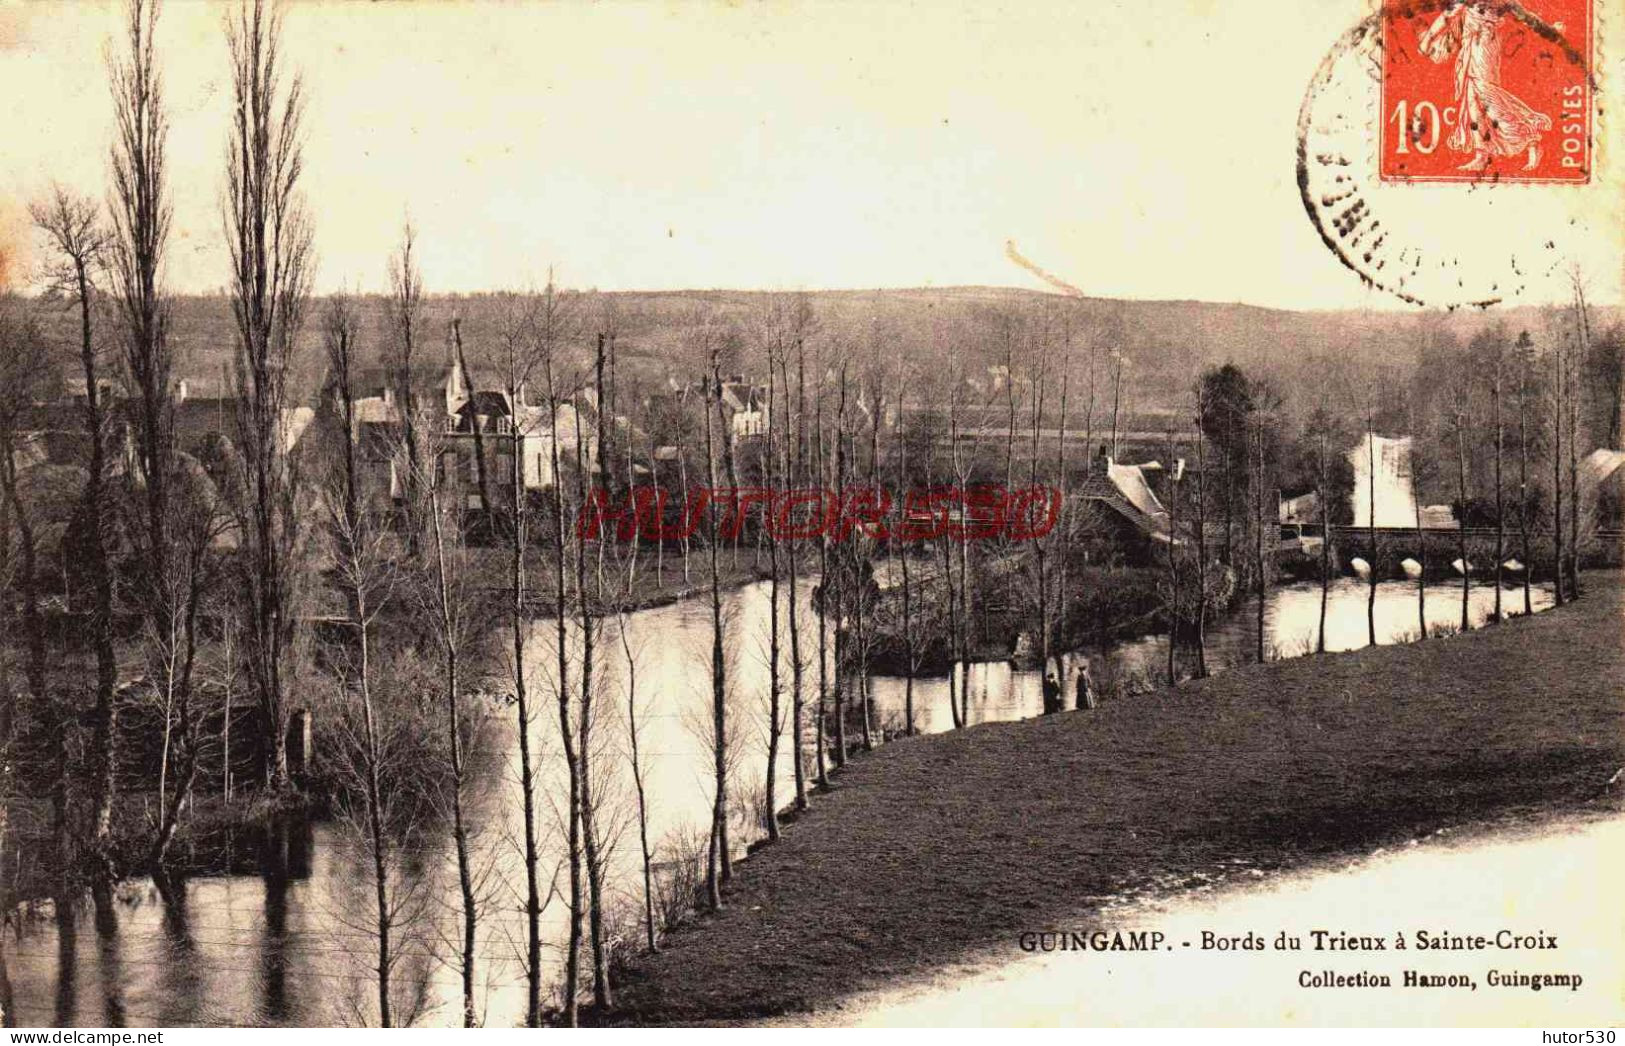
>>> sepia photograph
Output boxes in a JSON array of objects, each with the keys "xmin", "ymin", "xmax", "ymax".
[{"xmin": 0, "ymin": 0, "xmax": 1620, "ymax": 1033}]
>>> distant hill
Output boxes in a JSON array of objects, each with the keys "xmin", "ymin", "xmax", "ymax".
[{"xmin": 21, "ymin": 287, "xmax": 1620, "ymax": 418}]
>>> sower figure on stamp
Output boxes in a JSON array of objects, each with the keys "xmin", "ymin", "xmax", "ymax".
[{"xmin": 1418, "ymin": 0, "xmax": 1553, "ymax": 171}]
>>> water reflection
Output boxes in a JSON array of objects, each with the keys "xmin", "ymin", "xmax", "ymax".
[{"xmin": 6, "ymin": 575, "xmax": 1553, "ymax": 1026}]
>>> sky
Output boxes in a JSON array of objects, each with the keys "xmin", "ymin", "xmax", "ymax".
[{"xmin": 0, "ymin": 0, "xmax": 1618, "ymax": 309}]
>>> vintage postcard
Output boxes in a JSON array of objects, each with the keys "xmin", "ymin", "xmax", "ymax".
[{"xmin": 0, "ymin": 0, "xmax": 1620, "ymax": 1033}]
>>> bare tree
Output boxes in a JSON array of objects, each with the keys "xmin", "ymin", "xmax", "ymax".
[
  {"xmin": 829, "ymin": 363, "xmax": 850, "ymax": 762},
  {"xmin": 387, "ymin": 220, "xmax": 426, "ymax": 520},
  {"xmin": 782, "ymin": 312, "xmax": 812, "ymax": 800},
  {"xmin": 1490, "ymin": 337, "xmax": 1506, "ymax": 622},
  {"xmin": 702, "ymin": 334, "xmax": 732, "ymax": 908},
  {"xmin": 321, "ymin": 482, "xmax": 436, "ymax": 1030},
  {"xmin": 858, "ymin": 350, "xmax": 884, "ymax": 748},
  {"xmin": 1052, "ymin": 311, "xmax": 1075, "ymax": 687},
  {"xmin": 0, "ymin": 306, "xmax": 79, "ymax": 923},
  {"xmin": 1452, "ymin": 377, "xmax": 1472, "ymax": 633},
  {"xmin": 948, "ymin": 353, "xmax": 971, "ymax": 728},
  {"xmin": 324, "ymin": 476, "xmax": 399, "ymax": 1024},
  {"xmin": 223, "ymin": 0, "xmax": 315, "ymax": 790},
  {"xmin": 1109, "ymin": 350, "xmax": 1127, "ymax": 460},
  {"xmin": 1025, "ymin": 327, "xmax": 1064, "ymax": 701},
  {"xmin": 571, "ymin": 366, "xmax": 611, "ymax": 1011},
  {"xmin": 30, "ymin": 188, "xmax": 120, "ymax": 915},
  {"xmin": 142, "ymin": 455, "xmax": 226, "ymax": 904},
  {"xmin": 1192, "ymin": 383, "xmax": 1211, "ymax": 676},
  {"xmin": 615, "ymin": 599, "xmax": 658, "ymax": 952},
  {"xmin": 1301, "ymin": 382, "xmax": 1342, "ymax": 655},
  {"xmin": 1164, "ymin": 420, "xmax": 1181, "ymax": 684},
  {"xmin": 106, "ymin": 0, "xmax": 215, "ymax": 906},
  {"xmin": 759, "ymin": 307, "xmax": 785, "ymax": 839},
  {"xmin": 1251, "ymin": 391, "xmax": 1272, "ymax": 663},
  {"xmin": 1550, "ymin": 334, "xmax": 1566, "ymax": 606},
  {"xmin": 0, "ymin": 301, "xmax": 46, "ymax": 1025},
  {"xmin": 1515, "ymin": 331, "xmax": 1536, "ymax": 616},
  {"xmin": 417, "ymin": 441, "xmax": 481, "ymax": 1027},
  {"xmin": 894, "ymin": 359, "xmax": 917, "ymax": 735},
  {"xmin": 0, "ymin": 304, "xmax": 54, "ymax": 923},
  {"xmin": 809, "ymin": 351, "xmax": 834, "ymax": 778},
  {"xmin": 324, "ymin": 291, "xmax": 364, "ymax": 520},
  {"xmin": 1567, "ymin": 271, "xmax": 1590, "ymax": 599},
  {"xmin": 1365, "ymin": 395, "xmax": 1379, "ymax": 646},
  {"xmin": 493, "ymin": 289, "xmax": 559, "ymax": 1027},
  {"xmin": 1408, "ymin": 402, "xmax": 1431, "ymax": 641}
]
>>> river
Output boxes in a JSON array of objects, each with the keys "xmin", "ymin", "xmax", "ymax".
[{"xmin": 2, "ymin": 574, "xmax": 1554, "ymax": 1027}]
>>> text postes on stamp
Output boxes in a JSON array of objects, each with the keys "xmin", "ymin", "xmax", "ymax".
[
  {"xmin": 1298, "ymin": 1, "xmax": 1605, "ymax": 308},
  {"xmin": 1381, "ymin": 0, "xmax": 1592, "ymax": 183}
]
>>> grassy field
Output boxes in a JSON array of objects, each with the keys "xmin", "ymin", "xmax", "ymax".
[{"xmin": 607, "ymin": 572, "xmax": 1625, "ymax": 1025}]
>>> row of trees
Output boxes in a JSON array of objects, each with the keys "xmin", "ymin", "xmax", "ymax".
[
  {"xmin": 0, "ymin": 0, "xmax": 307, "ymax": 932},
  {"xmin": 1164, "ymin": 290, "xmax": 1616, "ymax": 683}
]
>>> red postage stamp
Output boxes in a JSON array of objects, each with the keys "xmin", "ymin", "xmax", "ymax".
[{"xmin": 1380, "ymin": 0, "xmax": 1592, "ymax": 183}]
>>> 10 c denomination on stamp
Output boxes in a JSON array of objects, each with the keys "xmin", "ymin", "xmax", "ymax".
[{"xmin": 1381, "ymin": 0, "xmax": 1592, "ymax": 183}]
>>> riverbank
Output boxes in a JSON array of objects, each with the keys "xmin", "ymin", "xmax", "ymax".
[
  {"xmin": 459, "ymin": 544, "xmax": 772, "ymax": 615},
  {"xmin": 605, "ymin": 571, "xmax": 1625, "ymax": 1024}
]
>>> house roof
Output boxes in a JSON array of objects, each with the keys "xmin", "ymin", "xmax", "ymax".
[
  {"xmin": 457, "ymin": 390, "xmax": 512, "ymax": 419},
  {"xmin": 1078, "ymin": 458, "xmax": 1179, "ymax": 542},
  {"xmin": 1105, "ymin": 460, "xmax": 1168, "ymax": 523},
  {"xmin": 720, "ymin": 381, "xmax": 766, "ymax": 413}
]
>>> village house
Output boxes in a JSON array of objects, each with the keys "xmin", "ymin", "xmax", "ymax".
[
  {"xmin": 719, "ymin": 377, "xmax": 769, "ymax": 442},
  {"xmin": 643, "ymin": 375, "xmax": 769, "ymax": 465},
  {"xmin": 1074, "ymin": 449, "xmax": 1189, "ymax": 563},
  {"xmin": 339, "ymin": 351, "xmax": 598, "ymax": 510}
]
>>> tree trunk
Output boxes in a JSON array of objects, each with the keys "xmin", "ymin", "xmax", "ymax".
[
  {"xmin": 704, "ymin": 367, "xmax": 731, "ymax": 908},
  {"xmin": 1567, "ymin": 336, "xmax": 1582, "ymax": 599},
  {"xmin": 1316, "ymin": 431, "xmax": 1330, "ymax": 653},
  {"xmin": 1457, "ymin": 412, "xmax": 1470, "ymax": 632},
  {"xmin": 429, "ymin": 497, "xmax": 477, "ymax": 1027},
  {"xmin": 1552, "ymin": 345, "xmax": 1566, "ymax": 605},
  {"xmin": 1493, "ymin": 366, "xmax": 1505, "ymax": 622},
  {"xmin": 75, "ymin": 265, "xmax": 121, "ymax": 917},
  {"xmin": 1254, "ymin": 422, "xmax": 1268, "ymax": 663},
  {"xmin": 1367, "ymin": 419, "xmax": 1378, "ymax": 647},
  {"xmin": 1195, "ymin": 419, "xmax": 1210, "ymax": 676},
  {"xmin": 544, "ymin": 385, "xmax": 581, "ymax": 1028},
  {"xmin": 574, "ymin": 431, "xmax": 610, "ymax": 1012},
  {"xmin": 763, "ymin": 357, "xmax": 783, "ymax": 839},
  {"xmin": 360, "ymin": 622, "xmax": 392, "ymax": 1030},
  {"xmin": 620, "ymin": 613, "xmax": 658, "ymax": 952},
  {"xmin": 786, "ymin": 342, "xmax": 809, "ymax": 803},
  {"xmin": 1519, "ymin": 355, "xmax": 1534, "ymax": 616}
]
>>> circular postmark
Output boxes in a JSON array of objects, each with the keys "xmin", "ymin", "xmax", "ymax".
[{"xmin": 1297, "ymin": 0, "xmax": 1605, "ymax": 308}]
